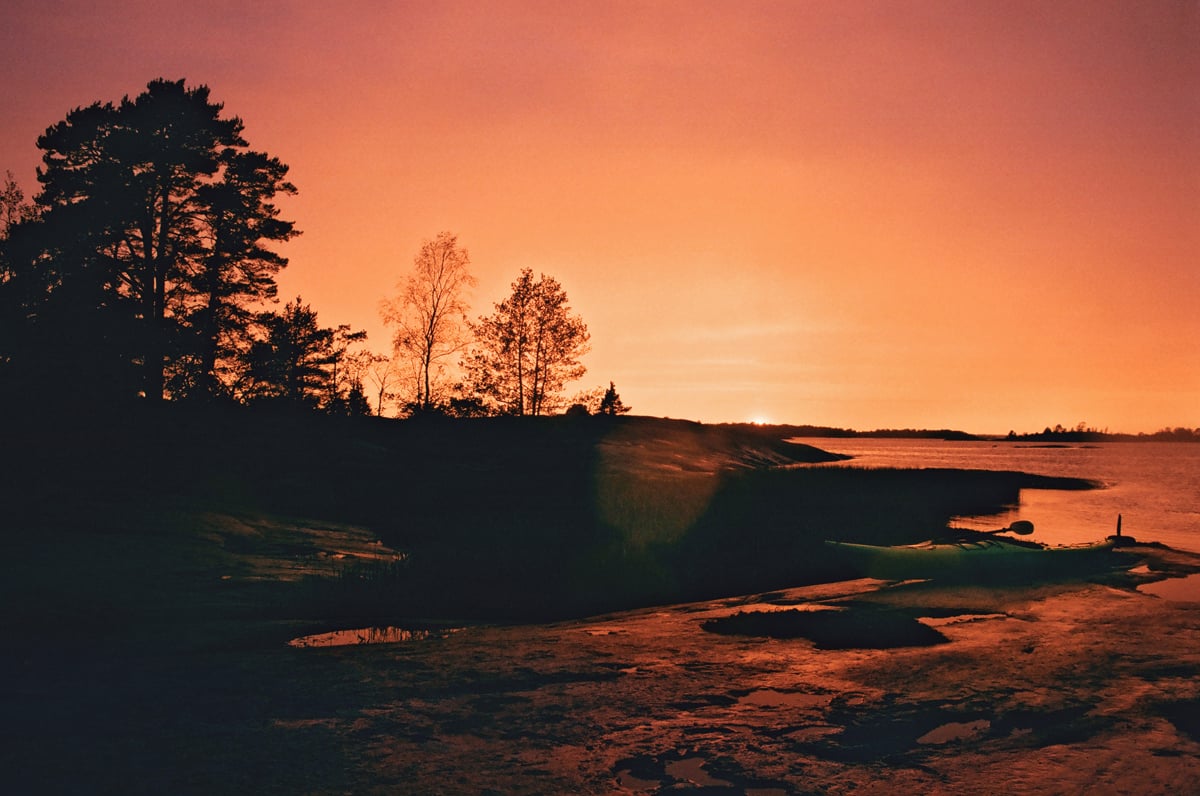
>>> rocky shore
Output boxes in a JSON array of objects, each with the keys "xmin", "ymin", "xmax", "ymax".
[{"xmin": 3, "ymin": 411, "xmax": 1196, "ymax": 792}]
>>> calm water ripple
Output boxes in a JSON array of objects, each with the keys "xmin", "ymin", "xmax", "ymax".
[{"xmin": 811, "ymin": 439, "xmax": 1200, "ymax": 553}]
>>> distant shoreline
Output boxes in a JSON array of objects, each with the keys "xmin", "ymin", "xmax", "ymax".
[{"xmin": 729, "ymin": 421, "xmax": 1200, "ymax": 444}]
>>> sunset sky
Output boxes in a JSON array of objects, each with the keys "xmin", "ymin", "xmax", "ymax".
[{"xmin": 3, "ymin": 1, "xmax": 1197, "ymax": 433}]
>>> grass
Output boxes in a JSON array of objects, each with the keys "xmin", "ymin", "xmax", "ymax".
[{"xmin": 282, "ymin": 556, "xmax": 414, "ymax": 620}]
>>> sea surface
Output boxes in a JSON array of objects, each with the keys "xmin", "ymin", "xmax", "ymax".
[{"xmin": 809, "ymin": 438, "xmax": 1200, "ymax": 553}]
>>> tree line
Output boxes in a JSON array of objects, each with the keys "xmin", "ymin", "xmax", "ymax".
[
  {"xmin": 0, "ymin": 78, "xmax": 629, "ymax": 419},
  {"xmin": 1005, "ymin": 424, "xmax": 1200, "ymax": 443}
]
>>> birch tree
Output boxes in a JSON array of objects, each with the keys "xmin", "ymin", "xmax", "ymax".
[
  {"xmin": 381, "ymin": 231, "xmax": 475, "ymax": 412},
  {"xmin": 465, "ymin": 268, "xmax": 590, "ymax": 416}
]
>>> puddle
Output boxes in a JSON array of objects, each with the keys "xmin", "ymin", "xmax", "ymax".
[
  {"xmin": 664, "ymin": 757, "xmax": 731, "ymax": 788},
  {"xmin": 703, "ymin": 608, "xmax": 949, "ymax": 649},
  {"xmin": 583, "ymin": 626, "xmax": 627, "ymax": 636},
  {"xmin": 917, "ymin": 719, "xmax": 991, "ymax": 745},
  {"xmin": 738, "ymin": 688, "xmax": 833, "ymax": 709},
  {"xmin": 288, "ymin": 625, "xmax": 459, "ymax": 648},
  {"xmin": 615, "ymin": 768, "xmax": 659, "ymax": 791},
  {"xmin": 615, "ymin": 752, "xmax": 788, "ymax": 793},
  {"xmin": 1140, "ymin": 573, "xmax": 1200, "ymax": 602},
  {"xmin": 920, "ymin": 613, "xmax": 1007, "ymax": 628}
]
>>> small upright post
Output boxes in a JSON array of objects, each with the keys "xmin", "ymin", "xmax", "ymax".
[{"xmin": 1116, "ymin": 513, "xmax": 1122, "ymax": 538}]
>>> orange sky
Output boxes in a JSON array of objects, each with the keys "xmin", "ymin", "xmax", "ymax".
[{"xmin": 3, "ymin": 1, "xmax": 1197, "ymax": 432}]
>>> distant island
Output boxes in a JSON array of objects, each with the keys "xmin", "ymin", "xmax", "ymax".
[
  {"xmin": 736, "ymin": 424, "xmax": 980, "ymax": 441},
  {"xmin": 1002, "ymin": 424, "xmax": 1200, "ymax": 443},
  {"xmin": 734, "ymin": 422, "xmax": 1200, "ymax": 443}
]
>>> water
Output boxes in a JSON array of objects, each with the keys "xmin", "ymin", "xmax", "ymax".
[
  {"xmin": 1140, "ymin": 573, "xmax": 1200, "ymax": 602},
  {"xmin": 288, "ymin": 626, "xmax": 458, "ymax": 648},
  {"xmin": 809, "ymin": 439, "xmax": 1200, "ymax": 552},
  {"xmin": 917, "ymin": 719, "xmax": 991, "ymax": 745}
]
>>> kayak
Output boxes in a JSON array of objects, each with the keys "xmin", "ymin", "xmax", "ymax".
[{"xmin": 824, "ymin": 537, "xmax": 1117, "ymax": 582}]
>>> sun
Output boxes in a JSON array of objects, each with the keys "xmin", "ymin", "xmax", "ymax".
[{"xmin": 748, "ymin": 416, "xmax": 771, "ymax": 426}]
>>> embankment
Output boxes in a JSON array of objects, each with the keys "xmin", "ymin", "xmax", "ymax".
[{"xmin": 1, "ymin": 407, "xmax": 1097, "ymax": 622}]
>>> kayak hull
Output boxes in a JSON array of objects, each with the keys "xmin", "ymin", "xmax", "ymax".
[{"xmin": 825, "ymin": 537, "xmax": 1117, "ymax": 582}]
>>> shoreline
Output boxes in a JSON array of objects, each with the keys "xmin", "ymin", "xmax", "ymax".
[
  {"xmin": 3, "ymin": 411, "xmax": 1196, "ymax": 791},
  {"xmin": 4, "ymin": 535, "xmax": 1197, "ymax": 793}
]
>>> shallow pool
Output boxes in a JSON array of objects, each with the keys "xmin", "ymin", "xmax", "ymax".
[
  {"xmin": 1139, "ymin": 573, "xmax": 1200, "ymax": 602},
  {"xmin": 288, "ymin": 625, "xmax": 459, "ymax": 648}
]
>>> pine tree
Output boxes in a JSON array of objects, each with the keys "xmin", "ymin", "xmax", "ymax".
[
  {"xmin": 598, "ymin": 381, "xmax": 630, "ymax": 416},
  {"xmin": 20, "ymin": 78, "xmax": 296, "ymax": 403},
  {"xmin": 244, "ymin": 298, "xmax": 334, "ymax": 408}
]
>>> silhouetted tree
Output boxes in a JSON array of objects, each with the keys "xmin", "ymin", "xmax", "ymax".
[
  {"xmin": 0, "ymin": 173, "xmax": 37, "ymax": 387},
  {"xmin": 20, "ymin": 78, "xmax": 295, "ymax": 403},
  {"xmin": 445, "ymin": 393, "xmax": 490, "ymax": 418},
  {"xmin": 345, "ymin": 379, "xmax": 372, "ymax": 416},
  {"xmin": 353, "ymin": 350, "xmax": 397, "ymax": 416},
  {"xmin": 381, "ymin": 231, "xmax": 475, "ymax": 412},
  {"xmin": 568, "ymin": 386, "xmax": 605, "ymax": 414},
  {"xmin": 0, "ymin": 171, "xmax": 34, "ymax": 236},
  {"xmin": 465, "ymin": 268, "xmax": 589, "ymax": 416},
  {"xmin": 179, "ymin": 149, "xmax": 297, "ymax": 399},
  {"xmin": 324, "ymin": 323, "xmax": 369, "ymax": 410},
  {"xmin": 599, "ymin": 381, "xmax": 630, "ymax": 416},
  {"xmin": 1, "ymin": 169, "xmax": 139, "ymax": 403},
  {"xmin": 243, "ymin": 297, "xmax": 362, "ymax": 409},
  {"xmin": 332, "ymin": 346, "xmax": 376, "ymax": 418},
  {"xmin": 326, "ymin": 376, "xmax": 373, "ymax": 417}
]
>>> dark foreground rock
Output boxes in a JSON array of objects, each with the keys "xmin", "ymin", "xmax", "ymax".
[
  {"xmin": 1, "ymin": 410, "xmax": 1185, "ymax": 792},
  {"xmin": 5, "ymin": 544, "xmax": 1198, "ymax": 794}
]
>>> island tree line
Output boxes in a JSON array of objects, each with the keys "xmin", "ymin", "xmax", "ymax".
[{"xmin": 0, "ymin": 78, "xmax": 627, "ymax": 419}]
